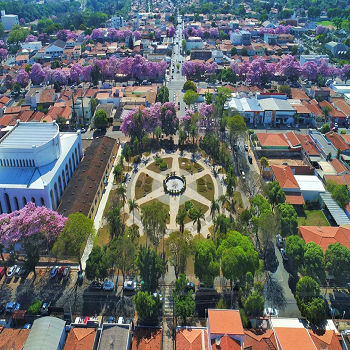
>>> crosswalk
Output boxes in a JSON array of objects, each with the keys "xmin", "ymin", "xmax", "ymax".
[
  {"xmin": 162, "ymin": 284, "xmax": 175, "ymax": 350},
  {"xmin": 163, "ymin": 284, "xmax": 174, "ymax": 319}
]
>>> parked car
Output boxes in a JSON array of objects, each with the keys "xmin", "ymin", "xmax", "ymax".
[
  {"xmin": 276, "ymin": 235, "xmax": 283, "ymax": 248},
  {"xmin": 57, "ymin": 266, "xmax": 65, "ymax": 279},
  {"xmin": 103, "ymin": 280, "xmax": 114, "ymax": 291},
  {"xmin": 0, "ymin": 266, "xmax": 6, "ymax": 279},
  {"xmin": 81, "ymin": 128, "xmax": 86, "ymax": 133},
  {"xmin": 14, "ymin": 266, "xmax": 22, "ymax": 277},
  {"xmin": 90, "ymin": 281, "xmax": 102, "ymax": 290},
  {"xmin": 264, "ymin": 308, "xmax": 278, "ymax": 317},
  {"xmin": 248, "ymin": 155, "xmax": 252, "ymax": 164},
  {"xmin": 19, "ymin": 267, "xmax": 27, "ymax": 277},
  {"xmin": 7, "ymin": 265, "xmax": 17, "ymax": 279},
  {"xmin": 123, "ymin": 280, "xmax": 137, "ymax": 291},
  {"xmin": 23, "ymin": 324, "xmax": 32, "ymax": 329},
  {"xmin": 6, "ymin": 302, "xmax": 20, "ymax": 314},
  {"xmin": 241, "ymin": 171, "xmax": 246, "ymax": 181},
  {"xmin": 50, "ymin": 266, "xmax": 59, "ymax": 279},
  {"xmin": 152, "ymin": 292, "xmax": 163, "ymax": 303},
  {"xmin": 280, "ymin": 248, "xmax": 288, "ymax": 261},
  {"xmin": 62, "ymin": 266, "xmax": 70, "ymax": 280},
  {"xmin": 244, "ymin": 144, "xmax": 248, "ymax": 151},
  {"xmin": 186, "ymin": 282, "xmax": 195, "ymax": 292},
  {"xmin": 0, "ymin": 304, "xmax": 5, "ymax": 314},
  {"xmin": 332, "ymin": 126, "xmax": 338, "ymax": 132},
  {"xmin": 41, "ymin": 302, "xmax": 50, "ymax": 315}
]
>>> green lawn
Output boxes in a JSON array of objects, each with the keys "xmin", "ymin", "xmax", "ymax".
[
  {"xmin": 135, "ymin": 172, "xmax": 154, "ymax": 200},
  {"xmin": 178, "ymin": 199, "xmax": 209, "ymax": 224},
  {"xmin": 297, "ymin": 209, "xmax": 329, "ymax": 226},
  {"xmin": 179, "ymin": 157, "xmax": 203, "ymax": 174},
  {"xmin": 196, "ymin": 174, "xmax": 215, "ymax": 201},
  {"xmin": 317, "ymin": 21, "xmax": 333, "ymax": 26},
  {"xmin": 225, "ymin": 191, "xmax": 244, "ymax": 215},
  {"xmin": 140, "ymin": 198, "xmax": 170, "ymax": 224},
  {"xmin": 147, "ymin": 157, "xmax": 173, "ymax": 173}
]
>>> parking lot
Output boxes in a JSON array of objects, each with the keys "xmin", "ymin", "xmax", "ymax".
[{"xmin": 0, "ymin": 267, "xmax": 136, "ymax": 320}]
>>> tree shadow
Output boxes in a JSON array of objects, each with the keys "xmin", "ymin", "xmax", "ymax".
[
  {"xmin": 264, "ymin": 242, "xmax": 279, "ymax": 273},
  {"xmin": 264, "ymin": 275, "xmax": 287, "ymax": 311}
]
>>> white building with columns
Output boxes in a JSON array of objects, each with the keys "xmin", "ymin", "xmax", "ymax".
[{"xmin": 0, "ymin": 121, "xmax": 83, "ymax": 213}]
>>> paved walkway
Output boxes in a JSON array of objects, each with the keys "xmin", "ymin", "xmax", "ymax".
[
  {"xmin": 124, "ymin": 150, "xmax": 225, "ymax": 237},
  {"xmin": 81, "ymin": 144, "xmax": 123, "ymax": 269}
]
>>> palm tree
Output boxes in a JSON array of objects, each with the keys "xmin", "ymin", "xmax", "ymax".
[
  {"xmin": 210, "ymin": 198, "xmax": 220, "ymax": 222},
  {"xmin": 190, "ymin": 124, "xmax": 197, "ymax": 150},
  {"xmin": 113, "ymin": 164, "xmax": 122, "ymax": 181},
  {"xmin": 192, "ymin": 207, "xmax": 205, "ymax": 234},
  {"xmin": 176, "ymin": 207, "xmax": 187, "ymax": 233},
  {"xmin": 218, "ymin": 194, "xmax": 228, "ymax": 213},
  {"xmin": 117, "ymin": 185, "xmax": 127, "ymax": 211},
  {"xmin": 260, "ymin": 156, "xmax": 269, "ymax": 174},
  {"xmin": 128, "ymin": 198, "xmax": 139, "ymax": 224},
  {"xmin": 154, "ymin": 126, "xmax": 162, "ymax": 144},
  {"xmin": 122, "ymin": 143, "xmax": 131, "ymax": 170}
]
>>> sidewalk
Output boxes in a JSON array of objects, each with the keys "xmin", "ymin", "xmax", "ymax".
[{"xmin": 81, "ymin": 144, "xmax": 123, "ymax": 269}]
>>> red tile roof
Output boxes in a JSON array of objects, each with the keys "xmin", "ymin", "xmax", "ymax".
[
  {"xmin": 274, "ymin": 327, "xmax": 316, "ymax": 350},
  {"xmin": 244, "ymin": 329, "xmax": 277, "ymax": 350},
  {"xmin": 325, "ymin": 131, "xmax": 350, "ymax": 152},
  {"xmin": 324, "ymin": 175, "xmax": 347, "ymax": 186},
  {"xmin": 64, "ymin": 328, "xmax": 96, "ymax": 350},
  {"xmin": 208, "ymin": 310, "xmax": 244, "ymax": 336},
  {"xmin": 131, "ymin": 327, "xmax": 162, "ymax": 350},
  {"xmin": 285, "ymin": 131, "xmax": 300, "ymax": 147},
  {"xmin": 256, "ymin": 133, "xmax": 289, "ymax": 147},
  {"xmin": 319, "ymin": 100, "xmax": 346, "ymax": 119},
  {"xmin": 177, "ymin": 328, "xmax": 208, "ymax": 350},
  {"xmin": 0, "ymin": 114, "xmax": 15, "ymax": 127},
  {"xmin": 211, "ymin": 335, "xmax": 241, "ymax": 350},
  {"xmin": 308, "ymin": 329, "xmax": 342, "ymax": 350},
  {"xmin": 285, "ymin": 192, "xmax": 305, "ymax": 205},
  {"xmin": 0, "ymin": 328, "xmax": 30, "ymax": 350},
  {"xmin": 330, "ymin": 158, "xmax": 349, "ymax": 175},
  {"xmin": 291, "ymin": 88, "xmax": 310, "ymax": 100},
  {"xmin": 271, "ymin": 165, "xmax": 299, "ymax": 189},
  {"xmin": 299, "ymin": 226, "xmax": 350, "ymax": 252},
  {"xmin": 332, "ymin": 99, "xmax": 350, "ymax": 117},
  {"xmin": 295, "ymin": 134, "xmax": 321, "ymax": 156}
]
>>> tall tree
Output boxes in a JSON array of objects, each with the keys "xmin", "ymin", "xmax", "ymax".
[
  {"xmin": 267, "ymin": 182, "xmax": 286, "ymax": 208},
  {"xmin": 173, "ymin": 274, "xmax": 195, "ymax": 324},
  {"xmin": 285, "ymin": 235, "xmax": 305, "ymax": 272},
  {"xmin": 53, "ymin": 213, "xmax": 94, "ymax": 271},
  {"xmin": 128, "ymin": 198, "xmax": 139, "ymax": 225},
  {"xmin": 176, "ymin": 207, "xmax": 187, "ymax": 233},
  {"xmin": 85, "ymin": 245, "xmax": 109, "ymax": 281},
  {"xmin": 166, "ymin": 230, "xmax": 192, "ymax": 279},
  {"xmin": 325, "ymin": 242, "xmax": 350, "ymax": 280},
  {"xmin": 302, "ymin": 242, "xmax": 325, "ymax": 281},
  {"xmin": 191, "ymin": 207, "xmax": 205, "ymax": 234},
  {"xmin": 135, "ymin": 245, "xmax": 165, "ymax": 293},
  {"xmin": 107, "ymin": 205, "xmax": 124, "ymax": 238}
]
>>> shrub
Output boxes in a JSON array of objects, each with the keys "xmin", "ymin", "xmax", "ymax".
[
  {"xmin": 156, "ymin": 157, "xmax": 163, "ymax": 165},
  {"xmin": 197, "ymin": 178, "xmax": 205, "ymax": 185},
  {"xmin": 159, "ymin": 162, "xmax": 168, "ymax": 171},
  {"xmin": 249, "ymin": 129, "xmax": 254, "ymax": 135},
  {"xmin": 145, "ymin": 177, "xmax": 153, "ymax": 184},
  {"xmin": 198, "ymin": 185, "xmax": 206, "ymax": 192},
  {"xmin": 136, "ymin": 180, "xmax": 142, "ymax": 187},
  {"xmin": 134, "ymin": 155, "xmax": 141, "ymax": 164},
  {"xmin": 185, "ymin": 164, "xmax": 191, "ymax": 171},
  {"xmin": 207, "ymin": 182, "xmax": 214, "ymax": 190},
  {"xmin": 188, "ymin": 208, "xmax": 197, "ymax": 219},
  {"xmin": 341, "ymin": 130, "xmax": 346, "ymax": 134},
  {"xmin": 194, "ymin": 163, "xmax": 200, "ymax": 169},
  {"xmin": 144, "ymin": 184, "xmax": 152, "ymax": 192},
  {"xmin": 27, "ymin": 299, "xmax": 41, "ymax": 315},
  {"xmin": 184, "ymin": 201, "xmax": 193, "ymax": 211}
]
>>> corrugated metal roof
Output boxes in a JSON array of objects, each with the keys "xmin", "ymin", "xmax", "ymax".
[{"xmin": 319, "ymin": 192, "xmax": 350, "ymax": 226}]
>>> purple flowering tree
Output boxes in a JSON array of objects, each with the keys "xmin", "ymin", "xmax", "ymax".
[
  {"xmin": 15, "ymin": 69, "xmax": 29, "ymax": 87},
  {"xmin": 57, "ymin": 29, "xmax": 69, "ymax": 41},
  {"xmin": 168, "ymin": 25, "xmax": 176, "ymax": 37},
  {"xmin": 161, "ymin": 102, "xmax": 178, "ymax": 135},
  {"xmin": 25, "ymin": 34, "xmax": 37, "ymax": 43},
  {"xmin": 19, "ymin": 18, "xmax": 25, "ymax": 25},
  {"xmin": 91, "ymin": 28, "xmax": 104, "ymax": 41},
  {"xmin": 0, "ymin": 40, "xmax": 5, "ymax": 48},
  {"xmin": 143, "ymin": 102, "xmax": 162, "ymax": 134},
  {"xmin": 133, "ymin": 31, "xmax": 142, "ymax": 40},
  {"xmin": 67, "ymin": 32, "xmax": 77, "ymax": 40},
  {"xmin": 340, "ymin": 65, "xmax": 350, "ymax": 83},
  {"xmin": 179, "ymin": 109, "xmax": 194, "ymax": 136},
  {"xmin": 154, "ymin": 29, "xmax": 161, "ymax": 40},
  {"xmin": 301, "ymin": 61, "xmax": 318, "ymax": 81},
  {"xmin": 82, "ymin": 65, "xmax": 92, "ymax": 82},
  {"xmin": 209, "ymin": 27, "xmax": 219, "ymax": 39},
  {"xmin": 317, "ymin": 59, "xmax": 329, "ymax": 77},
  {"xmin": 276, "ymin": 54, "xmax": 301, "ymax": 81},
  {"xmin": 0, "ymin": 48, "xmax": 8, "ymax": 63},
  {"xmin": 316, "ymin": 25, "xmax": 327, "ymax": 35},
  {"xmin": 121, "ymin": 108, "xmax": 139, "ymax": 137},
  {"xmin": 70, "ymin": 63, "xmax": 83, "ymax": 83},
  {"xmin": 0, "ymin": 202, "xmax": 66, "ymax": 276},
  {"xmin": 199, "ymin": 103, "xmax": 214, "ymax": 130},
  {"xmin": 30, "ymin": 63, "xmax": 45, "ymax": 85},
  {"xmin": 4, "ymin": 74, "xmax": 14, "ymax": 90},
  {"xmin": 230, "ymin": 60, "xmax": 240, "ymax": 75}
]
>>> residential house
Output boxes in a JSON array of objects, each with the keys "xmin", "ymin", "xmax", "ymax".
[
  {"xmin": 21, "ymin": 41, "xmax": 42, "ymax": 52},
  {"xmin": 319, "ymin": 100, "xmax": 347, "ymax": 124},
  {"xmin": 177, "ymin": 327, "xmax": 208, "ymax": 350},
  {"xmin": 1, "ymin": 13, "xmax": 18, "ymax": 30},
  {"xmin": 15, "ymin": 53, "xmax": 29, "ymax": 65},
  {"xmin": 44, "ymin": 39, "xmax": 66, "ymax": 60},
  {"xmin": 64, "ymin": 327, "xmax": 97, "ymax": 350},
  {"xmin": 325, "ymin": 131, "xmax": 350, "ymax": 156},
  {"xmin": 295, "ymin": 133, "xmax": 322, "ymax": 165},
  {"xmin": 230, "ymin": 30, "xmax": 251, "ymax": 45},
  {"xmin": 186, "ymin": 37, "xmax": 203, "ymax": 51},
  {"xmin": 325, "ymin": 41, "xmax": 348, "ymax": 58},
  {"xmin": 131, "ymin": 327, "xmax": 162, "ymax": 350},
  {"xmin": 0, "ymin": 328, "xmax": 30, "ymax": 350},
  {"xmin": 97, "ymin": 323, "xmax": 131, "ymax": 350}
]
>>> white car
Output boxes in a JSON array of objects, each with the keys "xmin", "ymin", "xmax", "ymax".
[
  {"xmin": 123, "ymin": 280, "xmax": 137, "ymax": 291},
  {"xmin": 264, "ymin": 308, "xmax": 278, "ymax": 317},
  {"xmin": 103, "ymin": 280, "xmax": 114, "ymax": 291},
  {"xmin": 7, "ymin": 265, "xmax": 17, "ymax": 279}
]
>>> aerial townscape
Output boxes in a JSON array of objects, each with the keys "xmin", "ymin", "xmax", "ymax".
[{"xmin": 4, "ymin": 0, "xmax": 350, "ymax": 349}]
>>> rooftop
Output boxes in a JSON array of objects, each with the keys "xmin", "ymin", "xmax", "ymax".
[
  {"xmin": 64, "ymin": 327, "xmax": 96, "ymax": 350},
  {"xmin": 208, "ymin": 309, "xmax": 244, "ymax": 336},
  {"xmin": 0, "ymin": 328, "xmax": 30, "ymax": 350},
  {"xmin": 176, "ymin": 327, "xmax": 208, "ymax": 350},
  {"xmin": 256, "ymin": 133, "xmax": 289, "ymax": 148},
  {"xmin": 319, "ymin": 192, "xmax": 350, "ymax": 226},
  {"xmin": 131, "ymin": 327, "xmax": 162, "ymax": 350},
  {"xmin": 294, "ymin": 175, "xmax": 325, "ymax": 192},
  {"xmin": 0, "ymin": 121, "xmax": 58, "ymax": 149},
  {"xmin": 271, "ymin": 165, "xmax": 299, "ymax": 189},
  {"xmin": 98, "ymin": 324, "xmax": 130, "ymax": 350}
]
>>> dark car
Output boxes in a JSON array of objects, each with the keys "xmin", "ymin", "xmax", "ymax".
[
  {"xmin": 0, "ymin": 304, "xmax": 5, "ymax": 314},
  {"xmin": 248, "ymin": 155, "xmax": 252, "ymax": 164},
  {"xmin": 58, "ymin": 266, "xmax": 65, "ymax": 279},
  {"xmin": 186, "ymin": 282, "xmax": 195, "ymax": 292},
  {"xmin": 90, "ymin": 281, "xmax": 102, "ymax": 290}
]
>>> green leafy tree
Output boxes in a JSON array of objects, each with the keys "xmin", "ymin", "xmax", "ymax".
[
  {"xmin": 167, "ymin": 230, "xmax": 192, "ymax": 279},
  {"xmin": 128, "ymin": 198, "xmax": 139, "ymax": 225},
  {"xmin": 156, "ymin": 85, "xmax": 169, "ymax": 102},
  {"xmin": 108, "ymin": 235, "xmax": 136, "ymax": 286},
  {"xmin": 302, "ymin": 242, "xmax": 325, "ymax": 280},
  {"xmin": 243, "ymin": 291, "xmax": 265, "ymax": 316},
  {"xmin": 173, "ymin": 274, "xmax": 195, "ymax": 324},
  {"xmin": 182, "ymin": 39, "xmax": 187, "ymax": 52},
  {"xmin": 276, "ymin": 203, "xmax": 298, "ymax": 236},
  {"xmin": 122, "ymin": 143, "xmax": 131, "ymax": 169},
  {"xmin": 241, "ymin": 47, "xmax": 248, "ymax": 56},
  {"xmin": 279, "ymin": 85, "xmax": 292, "ymax": 97},
  {"xmin": 304, "ymin": 297, "xmax": 326, "ymax": 325},
  {"xmin": 135, "ymin": 245, "xmax": 165, "ymax": 292},
  {"xmin": 94, "ymin": 109, "xmax": 108, "ymax": 129},
  {"xmin": 183, "ymin": 89, "xmax": 198, "ymax": 107},
  {"xmin": 53, "ymin": 213, "xmax": 94, "ymax": 271},
  {"xmin": 332, "ymin": 185, "xmax": 349, "ymax": 209},
  {"xmin": 183, "ymin": 80, "xmax": 197, "ymax": 92},
  {"xmin": 194, "ymin": 240, "xmax": 220, "ymax": 287},
  {"xmin": 260, "ymin": 156, "xmax": 269, "ymax": 172},
  {"xmin": 323, "ymin": 106, "xmax": 332, "ymax": 122},
  {"xmin": 321, "ymin": 123, "xmax": 330, "ymax": 134},
  {"xmin": 285, "ymin": 235, "xmax": 305, "ymax": 271},
  {"xmin": 325, "ymin": 242, "xmax": 350, "ymax": 280},
  {"xmin": 148, "ymin": 32, "xmax": 154, "ymax": 40},
  {"xmin": 113, "ymin": 164, "xmax": 123, "ymax": 182},
  {"xmin": 90, "ymin": 97, "xmax": 97, "ymax": 114},
  {"xmin": 259, "ymin": 212, "xmax": 279, "ymax": 256},
  {"xmin": 176, "ymin": 208, "xmax": 187, "ymax": 233},
  {"xmin": 7, "ymin": 25, "xmax": 29, "ymax": 45},
  {"xmin": 227, "ymin": 114, "xmax": 247, "ymax": 146},
  {"xmin": 107, "ymin": 204, "xmax": 124, "ymax": 238},
  {"xmin": 134, "ymin": 291, "xmax": 160, "ymax": 320},
  {"xmin": 85, "ymin": 245, "xmax": 109, "ymax": 281},
  {"xmin": 230, "ymin": 47, "xmax": 237, "ymax": 56},
  {"xmin": 250, "ymin": 194, "xmax": 271, "ymax": 216},
  {"xmin": 267, "ymin": 181, "xmax": 286, "ymax": 208}
]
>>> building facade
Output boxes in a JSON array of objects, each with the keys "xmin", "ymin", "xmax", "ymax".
[{"xmin": 0, "ymin": 121, "xmax": 83, "ymax": 213}]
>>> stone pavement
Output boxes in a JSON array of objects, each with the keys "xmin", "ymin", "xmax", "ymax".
[{"xmin": 123, "ymin": 149, "xmax": 226, "ymax": 238}]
